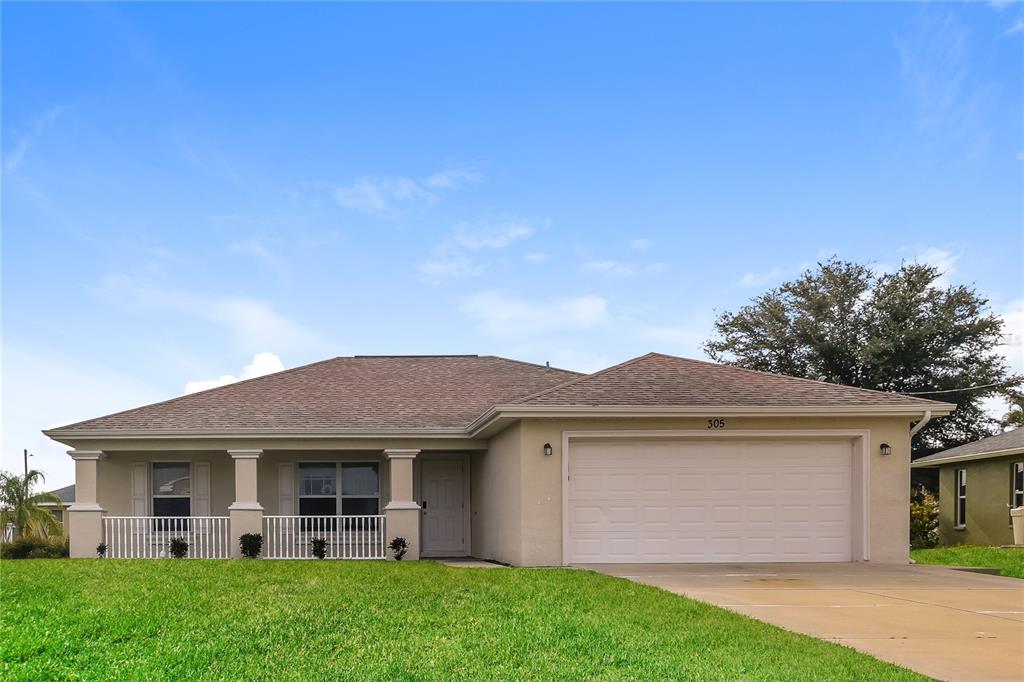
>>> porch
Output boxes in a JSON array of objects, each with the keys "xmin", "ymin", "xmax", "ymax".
[{"xmin": 68, "ymin": 447, "xmax": 474, "ymax": 560}]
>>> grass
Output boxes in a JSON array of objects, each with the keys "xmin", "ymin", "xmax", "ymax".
[
  {"xmin": 0, "ymin": 560, "xmax": 926, "ymax": 681},
  {"xmin": 912, "ymin": 545, "xmax": 1024, "ymax": 579}
]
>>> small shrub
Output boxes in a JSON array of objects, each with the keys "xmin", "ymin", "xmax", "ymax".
[
  {"xmin": 910, "ymin": 487, "xmax": 939, "ymax": 549},
  {"xmin": 310, "ymin": 537, "xmax": 327, "ymax": 559},
  {"xmin": 169, "ymin": 537, "xmax": 189, "ymax": 559},
  {"xmin": 239, "ymin": 532, "xmax": 263, "ymax": 559},
  {"xmin": 1, "ymin": 537, "xmax": 69, "ymax": 559},
  {"xmin": 389, "ymin": 536, "xmax": 408, "ymax": 560},
  {"xmin": 96, "ymin": 543, "xmax": 108, "ymax": 558}
]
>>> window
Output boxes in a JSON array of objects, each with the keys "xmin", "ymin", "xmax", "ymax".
[
  {"xmin": 954, "ymin": 468, "xmax": 967, "ymax": 529},
  {"xmin": 152, "ymin": 462, "xmax": 190, "ymax": 517},
  {"xmin": 341, "ymin": 463, "xmax": 380, "ymax": 515},
  {"xmin": 298, "ymin": 462, "xmax": 380, "ymax": 522},
  {"xmin": 1011, "ymin": 462, "xmax": 1024, "ymax": 523}
]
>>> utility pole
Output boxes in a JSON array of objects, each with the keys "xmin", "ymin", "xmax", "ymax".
[{"xmin": 23, "ymin": 449, "xmax": 29, "ymax": 477}]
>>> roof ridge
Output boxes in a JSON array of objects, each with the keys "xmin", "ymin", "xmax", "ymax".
[
  {"xmin": 511, "ymin": 352, "xmax": 660, "ymax": 405},
  {"xmin": 49, "ymin": 356, "xmax": 344, "ymax": 432},
  {"xmin": 481, "ymin": 355, "xmax": 584, "ymax": 377},
  {"xmin": 651, "ymin": 351, "xmax": 942, "ymax": 405}
]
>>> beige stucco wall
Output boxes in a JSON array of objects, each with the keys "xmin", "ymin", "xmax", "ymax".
[
  {"xmin": 937, "ymin": 455, "xmax": 1020, "ymax": 547},
  {"xmin": 470, "ymin": 422, "xmax": 522, "ymax": 565},
  {"xmin": 96, "ymin": 451, "xmax": 235, "ymax": 516},
  {"xmin": 512, "ymin": 415, "xmax": 915, "ymax": 566}
]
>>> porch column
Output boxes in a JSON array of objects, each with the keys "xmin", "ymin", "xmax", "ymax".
[
  {"xmin": 67, "ymin": 450, "xmax": 105, "ymax": 558},
  {"xmin": 228, "ymin": 449, "xmax": 263, "ymax": 557},
  {"xmin": 384, "ymin": 449, "xmax": 420, "ymax": 560}
]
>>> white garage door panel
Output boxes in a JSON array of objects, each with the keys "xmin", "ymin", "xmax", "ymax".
[{"xmin": 568, "ymin": 440, "xmax": 853, "ymax": 563}]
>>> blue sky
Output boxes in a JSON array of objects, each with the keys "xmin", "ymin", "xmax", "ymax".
[{"xmin": 3, "ymin": 2, "xmax": 1022, "ymax": 487}]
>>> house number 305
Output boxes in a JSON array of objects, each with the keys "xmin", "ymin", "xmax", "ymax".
[{"xmin": 707, "ymin": 418, "xmax": 726, "ymax": 429}]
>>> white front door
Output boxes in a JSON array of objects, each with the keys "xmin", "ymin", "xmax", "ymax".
[
  {"xmin": 421, "ymin": 459, "xmax": 466, "ymax": 556},
  {"xmin": 567, "ymin": 439, "xmax": 853, "ymax": 563}
]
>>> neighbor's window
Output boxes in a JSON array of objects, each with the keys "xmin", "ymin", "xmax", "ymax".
[
  {"xmin": 954, "ymin": 468, "xmax": 967, "ymax": 529},
  {"xmin": 152, "ymin": 462, "xmax": 191, "ymax": 517},
  {"xmin": 1011, "ymin": 462, "xmax": 1023, "ymax": 523},
  {"xmin": 297, "ymin": 462, "xmax": 380, "ymax": 518}
]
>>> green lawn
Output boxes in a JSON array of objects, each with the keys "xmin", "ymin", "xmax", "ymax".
[
  {"xmin": 912, "ymin": 546, "xmax": 1024, "ymax": 579},
  {"xmin": 1, "ymin": 560, "xmax": 925, "ymax": 681}
]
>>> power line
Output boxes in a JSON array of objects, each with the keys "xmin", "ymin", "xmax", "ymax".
[{"xmin": 899, "ymin": 380, "xmax": 1019, "ymax": 396}]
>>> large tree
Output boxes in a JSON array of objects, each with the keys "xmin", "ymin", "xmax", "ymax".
[{"xmin": 704, "ymin": 259, "xmax": 1019, "ymax": 457}]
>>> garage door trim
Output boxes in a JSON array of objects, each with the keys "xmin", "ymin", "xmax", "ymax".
[{"xmin": 561, "ymin": 429, "xmax": 871, "ymax": 565}]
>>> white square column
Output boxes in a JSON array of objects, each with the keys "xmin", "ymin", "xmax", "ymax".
[
  {"xmin": 67, "ymin": 450, "xmax": 106, "ymax": 558},
  {"xmin": 383, "ymin": 449, "xmax": 420, "ymax": 560},
  {"xmin": 228, "ymin": 449, "xmax": 263, "ymax": 557}
]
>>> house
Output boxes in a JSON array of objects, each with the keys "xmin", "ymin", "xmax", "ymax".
[
  {"xmin": 912, "ymin": 428, "xmax": 1024, "ymax": 547},
  {"xmin": 45, "ymin": 352, "xmax": 952, "ymax": 564},
  {"xmin": 39, "ymin": 484, "xmax": 74, "ymax": 526}
]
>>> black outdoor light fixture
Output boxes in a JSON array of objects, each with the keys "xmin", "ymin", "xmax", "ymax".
[
  {"xmin": 543, "ymin": 443, "xmax": 553, "ymax": 457},
  {"xmin": 879, "ymin": 442, "xmax": 892, "ymax": 456}
]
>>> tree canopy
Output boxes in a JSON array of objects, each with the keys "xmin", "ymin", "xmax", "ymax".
[{"xmin": 704, "ymin": 259, "xmax": 1019, "ymax": 456}]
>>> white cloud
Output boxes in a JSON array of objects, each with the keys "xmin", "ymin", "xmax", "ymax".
[
  {"xmin": 459, "ymin": 291, "xmax": 609, "ymax": 336},
  {"xmin": 629, "ymin": 238, "xmax": 654, "ymax": 251},
  {"xmin": 737, "ymin": 267, "xmax": 785, "ymax": 287},
  {"xmin": 94, "ymin": 275, "xmax": 328, "ymax": 354},
  {"xmin": 333, "ymin": 167, "xmax": 482, "ymax": 218},
  {"xmin": 525, "ymin": 252, "xmax": 551, "ymax": 264},
  {"xmin": 581, "ymin": 260, "xmax": 667, "ymax": 278},
  {"xmin": 981, "ymin": 298, "xmax": 1024, "ymax": 420},
  {"xmin": 418, "ymin": 253, "xmax": 484, "ymax": 280},
  {"xmin": 452, "ymin": 220, "xmax": 535, "ymax": 250},
  {"xmin": 1008, "ymin": 17, "xmax": 1024, "ymax": 34},
  {"xmin": 997, "ymin": 298, "xmax": 1024, "ymax": 374},
  {"xmin": 913, "ymin": 247, "xmax": 960, "ymax": 287},
  {"xmin": 3, "ymin": 105, "xmax": 65, "ymax": 173},
  {"xmin": 419, "ymin": 219, "xmax": 537, "ymax": 281},
  {"xmin": 421, "ymin": 168, "xmax": 483, "ymax": 190},
  {"xmin": 185, "ymin": 352, "xmax": 285, "ymax": 394},
  {"xmin": 581, "ymin": 260, "xmax": 634, "ymax": 277}
]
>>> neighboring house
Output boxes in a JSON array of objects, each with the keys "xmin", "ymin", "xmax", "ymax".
[
  {"xmin": 38, "ymin": 484, "xmax": 75, "ymax": 526},
  {"xmin": 912, "ymin": 428, "xmax": 1024, "ymax": 547},
  {"xmin": 45, "ymin": 353, "xmax": 952, "ymax": 564}
]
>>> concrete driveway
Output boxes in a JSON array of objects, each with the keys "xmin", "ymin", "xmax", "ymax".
[{"xmin": 581, "ymin": 562, "xmax": 1024, "ymax": 682}]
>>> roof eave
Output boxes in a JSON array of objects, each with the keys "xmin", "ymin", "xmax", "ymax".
[
  {"xmin": 467, "ymin": 403, "xmax": 953, "ymax": 438},
  {"xmin": 912, "ymin": 446, "xmax": 1024, "ymax": 468},
  {"xmin": 43, "ymin": 426, "xmax": 472, "ymax": 444}
]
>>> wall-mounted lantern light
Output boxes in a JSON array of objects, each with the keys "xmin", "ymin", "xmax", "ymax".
[
  {"xmin": 879, "ymin": 443, "xmax": 892, "ymax": 456},
  {"xmin": 543, "ymin": 443, "xmax": 553, "ymax": 457}
]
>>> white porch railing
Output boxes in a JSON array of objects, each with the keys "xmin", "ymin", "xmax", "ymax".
[
  {"xmin": 263, "ymin": 515, "xmax": 386, "ymax": 559},
  {"xmin": 103, "ymin": 516, "xmax": 231, "ymax": 558}
]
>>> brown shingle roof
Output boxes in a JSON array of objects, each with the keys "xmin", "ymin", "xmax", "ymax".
[
  {"xmin": 913, "ymin": 428, "xmax": 1024, "ymax": 466},
  {"xmin": 48, "ymin": 355, "xmax": 581, "ymax": 433},
  {"xmin": 47, "ymin": 352, "xmax": 950, "ymax": 437},
  {"xmin": 514, "ymin": 353, "xmax": 950, "ymax": 409}
]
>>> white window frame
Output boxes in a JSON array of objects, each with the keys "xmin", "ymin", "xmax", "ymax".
[
  {"xmin": 296, "ymin": 461, "xmax": 381, "ymax": 517},
  {"xmin": 1011, "ymin": 462, "xmax": 1023, "ymax": 524},
  {"xmin": 151, "ymin": 461, "xmax": 192, "ymax": 517},
  {"xmin": 954, "ymin": 468, "xmax": 967, "ymax": 529}
]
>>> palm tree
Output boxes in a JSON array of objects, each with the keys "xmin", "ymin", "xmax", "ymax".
[
  {"xmin": 1003, "ymin": 396, "xmax": 1024, "ymax": 430},
  {"xmin": 0, "ymin": 469, "xmax": 64, "ymax": 541}
]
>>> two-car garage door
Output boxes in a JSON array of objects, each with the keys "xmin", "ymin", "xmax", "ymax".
[{"xmin": 566, "ymin": 439, "xmax": 853, "ymax": 563}]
